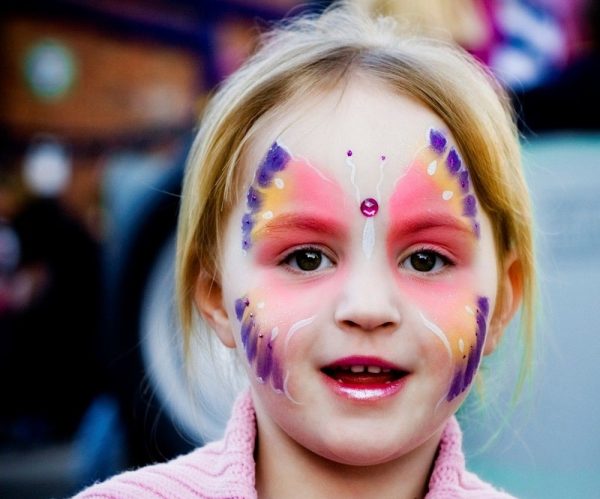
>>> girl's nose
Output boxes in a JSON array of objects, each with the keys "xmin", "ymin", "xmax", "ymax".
[{"xmin": 334, "ymin": 262, "xmax": 401, "ymax": 334}]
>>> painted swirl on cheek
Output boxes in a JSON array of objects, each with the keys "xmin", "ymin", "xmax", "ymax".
[
  {"xmin": 234, "ymin": 295, "xmax": 315, "ymax": 403},
  {"xmin": 446, "ymin": 296, "xmax": 490, "ymax": 401}
]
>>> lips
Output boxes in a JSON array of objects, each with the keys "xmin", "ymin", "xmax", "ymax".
[{"xmin": 321, "ymin": 356, "xmax": 408, "ymax": 402}]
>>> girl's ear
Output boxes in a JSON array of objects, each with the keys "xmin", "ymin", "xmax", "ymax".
[
  {"xmin": 194, "ymin": 272, "xmax": 237, "ymax": 348},
  {"xmin": 484, "ymin": 251, "xmax": 523, "ymax": 356}
]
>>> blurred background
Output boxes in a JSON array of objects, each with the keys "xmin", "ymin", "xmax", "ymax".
[{"xmin": 0, "ymin": 0, "xmax": 598, "ymax": 498}]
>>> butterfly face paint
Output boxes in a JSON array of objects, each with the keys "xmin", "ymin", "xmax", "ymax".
[
  {"xmin": 218, "ymin": 80, "xmax": 506, "ymax": 469},
  {"xmin": 237, "ymin": 142, "xmax": 346, "ymax": 400},
  {"xmin": 387, "ymin": 127, "xmax": 490, "ymax": 402}
]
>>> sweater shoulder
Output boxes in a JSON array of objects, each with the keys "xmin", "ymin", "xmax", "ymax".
[
  {"xmin": 73, "ymin": 444, "xmax": 255, "ymax": 499},
  {"xmin": 427, "ymin": 417, "xmax": 517, "ymax": 499},
  {"xmin": 73, "ymin": 391, "xmax": 257, "ymax": 499}
]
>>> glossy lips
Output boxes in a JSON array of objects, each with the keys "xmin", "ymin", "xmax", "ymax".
[{"xmin": 321, "ymin": 356, "xmax": 408, "ymax": 402}]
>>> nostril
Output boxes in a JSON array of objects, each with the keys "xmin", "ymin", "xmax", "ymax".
[{"xmin": 342, "ymin": 319, "xmax": 397, "ymax": 332}]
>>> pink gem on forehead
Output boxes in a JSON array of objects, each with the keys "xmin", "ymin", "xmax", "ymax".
[{"xmin": 360, "ymin": 198, "xmax": 379, "ymax": 217}]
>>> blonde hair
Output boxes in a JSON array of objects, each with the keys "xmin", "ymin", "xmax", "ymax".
[{"xmin": 176, "ymin": 3, "xmax": 535, "ymax": 391}]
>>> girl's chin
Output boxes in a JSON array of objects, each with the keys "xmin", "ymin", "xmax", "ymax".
[{"xmin": 320, "ymin": 447, "xmax": 404, "ymax": 467}]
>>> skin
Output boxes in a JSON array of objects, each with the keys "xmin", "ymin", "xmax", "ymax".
[{"xmin": 197, "ymin": 75, "xmax": 522, "ymax": 499}]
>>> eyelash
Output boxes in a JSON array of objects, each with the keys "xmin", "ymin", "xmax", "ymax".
[
  {"xmin": 399, "ymin": 247, "xmax": 454, "ymax": 275},
  {"xmin": 280, "ymin": 245, "xmax": 336, "ymax": 274},
  {"xmin": 278, "ymin": 245, "xmax": 454, "ymax": 276}
]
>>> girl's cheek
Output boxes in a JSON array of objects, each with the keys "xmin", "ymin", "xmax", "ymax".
[
  {"xmin": 408, "ymin": 282, "xmax": 491, "ymax": 402},
  {"xmin": 232, "ymin": 271, "xmax": 344, "ymax": 396}
]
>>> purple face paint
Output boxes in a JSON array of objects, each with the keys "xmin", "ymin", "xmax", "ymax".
[
  {"xmin": 458, "ymin": 170, "xmax": 470, "ymax": 194},
  {"xmin": 246, "ymin": 186, "xmax": 262, "ymax": 211},
  {"xmin": 429, "ymin": 128, "xmax": 448, "ymax": 154},
  {"xmin": 426, "ymin": 128, "xmax": 480, "ymax": 239},
  {"xmin": 360, "ymin": 197, "xmax": 379, "ymax": 217},
  {"xmin": 235, "ymin": 296, "xmax": 285, "ymax": 392},
  {"xmin": 257, "ymin": 142, "xmax": 290, "ymax": 187},
  {"xmin": 235, "ymin": 297, "xmax": 250, "ymax": 321},
  {"xmin": 241, "ymin": 142, "xmax": 291, "ymax": 250},
  {"xmin": 446, "ymin": 148, "xmax": 462, "ymax": 175},
  {"xmin": 463, "ymin": 195, "xmax": 477, "ymax": 217},
  {"xmin": 446, "ymin": 296, "xmax": 489, "ymax": 401}
]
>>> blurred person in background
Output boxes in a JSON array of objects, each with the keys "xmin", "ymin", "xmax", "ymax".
[
  {"xmin": 515, "ymin": 0, "xmax": 600, "ymax": 132},
  {"xmin": 0, "ymin": 146, "xmax": 103, "ymax": 448},
  {"xmin": 357, "ymin": 0, "xmax": 587, "ymax": 122}
]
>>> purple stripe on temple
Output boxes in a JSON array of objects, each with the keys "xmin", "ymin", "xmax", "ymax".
[
  {"xmin": 241, "ymin": 213, "xmax": 253, "ymax": 232},
  {"xmin": 472, "ymin": 221, "xmax": 480, "ymax": 238},
  {"xmin": 429, "ymin": 128, "xmax": 447, "ymax": 154},
  {"xmin": 246, "ymin": 186, "xmax": 261, "ymax": 211},
  {"xmin": 257, "ymin": 142, "xmax": 290, "ymax": 187},
  {"xmin": 462, "ymin": 194, "xmax": 477, "ymax": 217},
  {"xmin": 458, "ymin": 170, "xmax": 470, "ymax": 193},
  {"xmin": 446, "ymin": 148, "xmax": 462, "ymax": 174}
]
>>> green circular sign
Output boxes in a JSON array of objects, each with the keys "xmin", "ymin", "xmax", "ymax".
[{"xmin": 24, "ymin": 39, "xmax": 77, "ymax": 101}]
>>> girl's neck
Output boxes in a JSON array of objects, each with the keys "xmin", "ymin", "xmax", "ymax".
[{"xmin": 254, "ymin": 412, "xmax": 443, "ymax": 499}]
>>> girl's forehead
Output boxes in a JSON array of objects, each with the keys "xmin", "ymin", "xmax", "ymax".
[{"xmin": 243, "ymin": 78, "xmax": 452, "ymax": 185}]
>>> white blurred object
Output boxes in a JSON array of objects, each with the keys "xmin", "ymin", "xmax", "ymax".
[
  {"xmin": 23, "ymin": 139, "xmax": 72, "ymax": 197},
  {"xmin": 491, "ymin": 0, "xmax": 566, "ymax": 89}
]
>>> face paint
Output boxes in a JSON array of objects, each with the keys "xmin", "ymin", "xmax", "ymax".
[
  {"xmin": 242, "ymin": 142, "xmax": 292, "ymax": 250},
  {"xmin": 424, "ymin": 128, "xmax": 480, "ymax": 237},
  {"xmin": 385, "ymin": 127, "xmax": 487, "ymax": 403},
  {"xmin": 446, "ymin": 296, "xmax": 490, "ymax": 401},
  {"xmin": 235, "ymin": 295, "xmax": 285, "ymax": 392},
  {"xmin": 235, "ymin": 294, "xmax": 314, "ymax": 402},
  {"xmin": 242, "ymin": 141, "xmax": 346, "ymax": 252},
  {"xmin": 344, "ymin": 150, "xmax": 387, "ymax": 259}
]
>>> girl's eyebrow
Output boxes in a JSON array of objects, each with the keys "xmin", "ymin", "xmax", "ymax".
[
  {"xmin": 388, "ymin": 212, "xmax": 474, "ymax": 240},
  {"xmin": 256, "ymin": 213, "xmax": 347, "ymax": 239}
]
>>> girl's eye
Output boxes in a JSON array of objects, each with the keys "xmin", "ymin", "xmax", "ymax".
[
  {"xmin": 401, "ymin": 250, "xmax": 448, "ymax": 273},
  {"xmin": 283, "ymin": 248, "xmax": 333, "ymax": 272}
]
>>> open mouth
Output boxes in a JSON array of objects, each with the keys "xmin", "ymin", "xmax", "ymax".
[
  {"xmin": 320, "ymin": 357, "xmax": 409, "ymax": 401},
  {"xmin": 321, "ymin": 364, "xmax": 407, "ymax": 386}
]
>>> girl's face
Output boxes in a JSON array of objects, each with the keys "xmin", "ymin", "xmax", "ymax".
[{"xmin": 208, "ymin": 76, "xmax": 507, "ymax": 465}]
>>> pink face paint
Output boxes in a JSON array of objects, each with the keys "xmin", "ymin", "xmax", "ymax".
[
  {"xmin": 243, "ymin": 142, "xmax": 345, "ymax": 251},
  {"xmin": 387, "ymin": 129, "xmax": 485, "ymax": 401}
]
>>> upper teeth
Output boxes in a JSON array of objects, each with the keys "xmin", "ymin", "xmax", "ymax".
[{"xmin": 347, "ymin": 366, "xmax": 387, "ymax": 373}]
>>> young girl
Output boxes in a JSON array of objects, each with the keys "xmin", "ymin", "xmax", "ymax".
[{"xmin": 76, "ymin": 4, "xmax": 534, "ymax": 498}]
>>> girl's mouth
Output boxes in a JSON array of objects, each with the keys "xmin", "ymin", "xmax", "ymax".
[{"xmin": 320, "ymin": 357, "xmax": 409, "ymax": 402}]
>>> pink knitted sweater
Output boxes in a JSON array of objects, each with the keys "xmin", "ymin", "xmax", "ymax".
[{"xmin": 75, "ymin": 391, "xmax": 515, "ymax": 498}]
